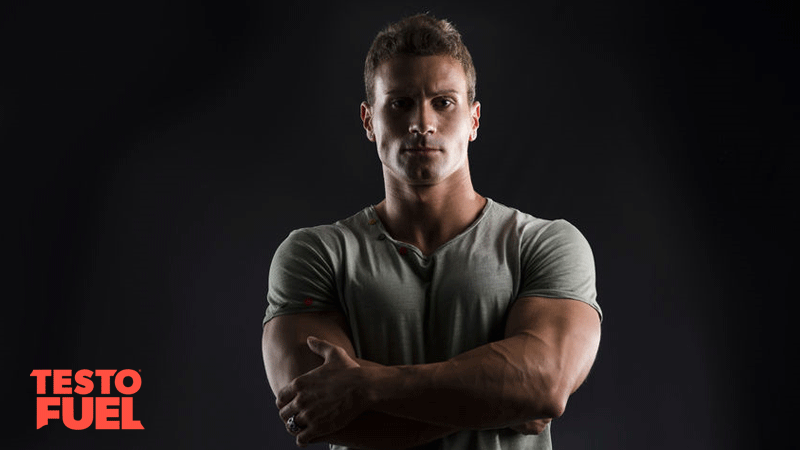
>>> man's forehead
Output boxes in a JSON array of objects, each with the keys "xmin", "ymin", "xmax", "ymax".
[{"xmin": 375, "ymin": 55, "xmax": 468, "ymax": 96}]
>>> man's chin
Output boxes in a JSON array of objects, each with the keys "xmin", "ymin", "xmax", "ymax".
[
  {"xmin": 402, "ymin": 170, "xmax": 442, "ymax": 186},
  {"xmin": 382, "ymin": 163, "xmax": 456, "ymax": 187}
]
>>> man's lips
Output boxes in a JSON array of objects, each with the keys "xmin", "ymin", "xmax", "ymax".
[{"xmin": 403, "ymin": 147, "xmax": 439, "ymax": 152}]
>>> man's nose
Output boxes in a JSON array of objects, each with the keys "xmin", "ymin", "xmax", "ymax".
[{"xmin": 409, "ymin": 103, "xmax": 436, "ymax": 135}]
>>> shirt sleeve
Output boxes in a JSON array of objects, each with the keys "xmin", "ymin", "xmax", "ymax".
[
  {"xmin": 517, "ymin": 219, "xmax": 602, "ymax": 321},
  {"xmin": 262, "ymin": 228, "xmax": 342, "ymax": 326}
]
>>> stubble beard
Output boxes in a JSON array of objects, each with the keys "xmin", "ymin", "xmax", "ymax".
[{"xmin": 398, "ymin": 152, "xmax": 445, "ymax": 185}]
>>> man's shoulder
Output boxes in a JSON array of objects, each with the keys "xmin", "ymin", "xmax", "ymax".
[
  {"xmin": 487, "ymin": 199, "xmax": 582, "ymax": 239},
  {"xmin": 278, "ymin": 206, "xmax": 375, "ymax": 250}
]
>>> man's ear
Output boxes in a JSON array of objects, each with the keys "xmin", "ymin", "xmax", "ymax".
[
  {"xmin": 469, "ymin": 101, "xmax": 481, "ymax": 142},
  {"xmin": 360, "ymin": 101, "xmax": 375, "ymax": 142}
]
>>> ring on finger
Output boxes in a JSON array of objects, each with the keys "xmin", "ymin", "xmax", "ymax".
[{"xmin": 287, "ymin": 414, "xmax": 301, "ymax": 434}]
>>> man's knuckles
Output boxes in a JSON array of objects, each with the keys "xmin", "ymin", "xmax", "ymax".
[{"xmin": 294, "ymin": 392, "xmax": 315, "ymax": 409}]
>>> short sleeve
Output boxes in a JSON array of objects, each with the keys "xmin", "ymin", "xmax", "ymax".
[
  {"xmin": 518, "ymin": 220, "xmax": 602, "ymax": 320},
  {"xmin": 262, "ymin": 228, "xmax": 342, "ymax": 325}
]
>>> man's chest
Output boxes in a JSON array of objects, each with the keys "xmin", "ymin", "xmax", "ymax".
[{"xmin": 335, "ymin": 240, "xmax": 524, "ymax": 363}]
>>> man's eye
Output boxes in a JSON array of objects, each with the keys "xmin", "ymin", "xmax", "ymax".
[
  {"xmin": 434, "ymin": 98, "xmax": 453, "ymax": 108},
  {"xmin": 391, "ymin": 99, "xmax": 411, "ymax": 108}
]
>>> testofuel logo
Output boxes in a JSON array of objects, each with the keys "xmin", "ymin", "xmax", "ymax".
[{"xmin": 31, "ymin": 369, "xmax": 144, "ymax": 430}]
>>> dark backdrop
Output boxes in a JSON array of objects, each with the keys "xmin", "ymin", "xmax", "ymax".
[{"xmin": 4, "ymin": 0, "xmax": 796, "ymax": 449}]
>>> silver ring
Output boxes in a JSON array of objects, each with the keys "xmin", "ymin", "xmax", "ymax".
[{"xmin": 287, "ymin": 414, "xmax": 300, "ymax": 433}]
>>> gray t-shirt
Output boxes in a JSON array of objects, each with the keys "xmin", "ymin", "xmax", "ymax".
[{"xmin": 264, "ymin": 198, "xmax": 601, "ymax": 450}]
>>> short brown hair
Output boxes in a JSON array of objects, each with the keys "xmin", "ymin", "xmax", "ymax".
[{"xmin": 364, "ymin": 13, "xmax": 477, "ymax": 105}]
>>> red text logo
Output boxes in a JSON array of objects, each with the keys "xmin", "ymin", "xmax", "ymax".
[{"xmin": 31, "ymin": 369, "xmax": 144, "ymax": 430}]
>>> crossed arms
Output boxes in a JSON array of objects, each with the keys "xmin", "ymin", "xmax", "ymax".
[{"xmin": 261, "ymin": 296, "xmax": 601, "ymax": 448}]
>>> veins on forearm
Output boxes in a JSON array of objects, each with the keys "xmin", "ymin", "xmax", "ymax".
[{"xmin": 363, "ymin": 333, "xmax": 564, "ymax": 429}]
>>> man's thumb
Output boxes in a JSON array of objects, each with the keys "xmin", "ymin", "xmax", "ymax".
[{"xmin": 307, "ymin": 336, "xmax": 330, "ymax": 357}]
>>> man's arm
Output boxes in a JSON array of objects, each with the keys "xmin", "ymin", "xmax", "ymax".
[
  {"xmin": 262, "ymin": 311, "xmax": 460, "ymax": 448},
  {"xmin": 277, "ymin": 296, "xmax": 601, "ymax": 443}
]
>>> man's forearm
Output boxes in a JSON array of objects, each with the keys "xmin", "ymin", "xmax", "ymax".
[
  {"xmin": 313, "ymin": 355, "xmax": 550, "ymax": 447},
  {"xmin": 275, "ymin": 298, "xmax": 600, "ymax": 443},
  {"xmin": 361, "ymin": 333, "xmax": 567, "ymax": 429},
  {"xmin": 315, "ymin": 358, "xmax": 459, "ymax": 449}
]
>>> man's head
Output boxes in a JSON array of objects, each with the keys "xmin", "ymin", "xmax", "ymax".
[
  {"xmin": 364, "ymin": 14, "xmax": 477, "ymax": 105},
  {"xmin": 360, "ymin": 15, "xmax": 481, "ymax": 187}
]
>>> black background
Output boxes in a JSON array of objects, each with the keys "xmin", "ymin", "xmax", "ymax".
[{"xmin": 4, "ymin": 0, "xmax": 796, "ymax": 449}]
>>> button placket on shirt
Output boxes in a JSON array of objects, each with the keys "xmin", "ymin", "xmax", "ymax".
[{"xmin": 371, "ymin": 216, "xmax": 413, "ymax": 257}]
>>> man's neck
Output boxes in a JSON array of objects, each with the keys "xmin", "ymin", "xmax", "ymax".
[{"xmin": 375, "ymin": 165, "xmax": 486, "ymax": 256}]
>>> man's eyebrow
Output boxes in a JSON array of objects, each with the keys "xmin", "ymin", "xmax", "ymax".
[
  {"xmin": 384, "ymin": 89, "xmax": 461, "ymax": 96},
  {"xmin": 431, "ymin": 89, "xmax": 460, "ymax": 96}
]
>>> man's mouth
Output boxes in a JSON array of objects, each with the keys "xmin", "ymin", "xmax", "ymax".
[{"xmin": 403, "ymin": 147, "xmax": 439, "ymax": 153}]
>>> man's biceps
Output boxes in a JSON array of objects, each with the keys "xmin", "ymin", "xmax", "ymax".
[
  {"xmin": 505, "ymin": 296, "xmax": 601, "ymax": 338},
  {"xmin": 261, "ymin": 311, "xmax": 355, "ymax": 393},
  {"xmin": 267, "ymin": 312, "xmax": 356, "ymax": 354},
  {"xmin": 505, "ymin": 297, "xmax": 601, "ymax": 394}
]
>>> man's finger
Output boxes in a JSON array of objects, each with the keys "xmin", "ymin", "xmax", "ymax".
[
  {"xmin": 284, "ymin": 409, "xmax": 306, "ymax": 435},
  {"xmin": 296, "ymin": 422, "xmax": 320, "ymax": 447},
  {"xmin": 276, "ymin": 383, "xmax": 296, "ymax": 409},
  {"xmin": 278, "ymin": 401, "xmax": 295, "ymax": 422}
]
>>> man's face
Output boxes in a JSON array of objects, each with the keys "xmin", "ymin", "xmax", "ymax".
[{"xmin": 361, "ymin": 55, "xmax": 480, "ymax": 186}]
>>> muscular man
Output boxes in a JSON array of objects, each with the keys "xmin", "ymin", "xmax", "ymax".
[{"xmin": 261, "ymin": 13, "xmax": 602, "ymax": 450}]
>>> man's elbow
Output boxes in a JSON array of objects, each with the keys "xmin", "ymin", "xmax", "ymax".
[
  {"xmin": 530, "ymin": 357, "xmax": 589, "ymax": 420},
  {"xmin": 542, "ymin": 389, "xmax": 568, "ymax": 419},
  {"xmin": 524, "ymin": 382, "xmax": 569, "ymax": 420}
]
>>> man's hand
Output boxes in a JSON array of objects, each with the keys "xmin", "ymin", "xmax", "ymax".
[{"xmin": 277, "ymin": 337, "xmax": 370, "ymax": 447}]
